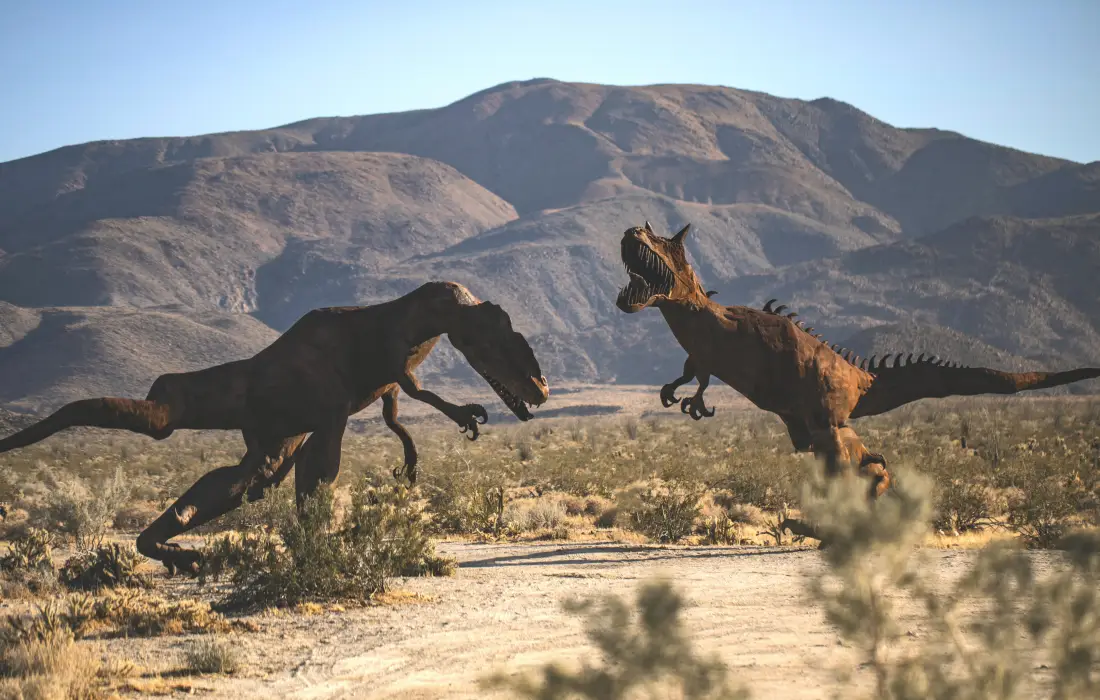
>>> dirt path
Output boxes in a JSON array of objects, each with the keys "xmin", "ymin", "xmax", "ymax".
[{"xmin": 99, "ymin": 540, "xmax": 1065, "ymax": 699}]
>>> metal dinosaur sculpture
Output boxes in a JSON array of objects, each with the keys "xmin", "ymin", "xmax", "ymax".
[
  {"xmin": 615, "ymin": 220, "xmax": 1100, "ymax": 508},
  {"xmin": 0, "ymin": 281, "xmax": 549, "ymax": 574}
]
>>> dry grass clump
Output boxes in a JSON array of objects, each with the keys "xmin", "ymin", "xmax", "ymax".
[
  {"xmin": 183, "ymin": 635, "xmax": 241, "ymax": 675},
  {"xmin": 0, "ymin": 627, "xmax": 103, "ymax": 700},
  {"xmin": 2, "ymin": 588, "xmax": 241, "ymax": 643}
]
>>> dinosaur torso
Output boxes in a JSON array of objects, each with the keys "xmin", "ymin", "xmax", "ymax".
[{"xmin": 659, "ymin": 301, "xmax": 873, "ymax": 420}]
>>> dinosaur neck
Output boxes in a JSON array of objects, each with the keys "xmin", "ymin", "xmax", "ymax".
[
  {"xmin": 395, "ymin": 281, "xmax": 481, "ymax": 346},
  {"xmin": 656, "ymin": 298, "xmax": 717, "ymax": 341}
]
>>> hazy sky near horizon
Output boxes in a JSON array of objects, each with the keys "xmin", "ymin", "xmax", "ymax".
[{"xmin": 1, "ymin": 0, "xmax": 1097, "ymax": 164}]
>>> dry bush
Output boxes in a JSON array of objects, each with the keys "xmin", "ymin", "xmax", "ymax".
[
  {"xmin": 932, "ymin": 480, "xmax": 998, "ymax": 535},
  {"xmin": 619, "ymin": 481, "xmax": 702, "ymax": 544},
  {"xmin": 201, "ymin": 478, "xmax": 455, "ymax": 610},
  {"xmin": 1005, "ymin": 476, "xmax": 1080, "ymax": 549},
  {"xmin": 483, "ymin": 578, "xmax": 749, "ymax": 699},
  {"xmin": 34, "ymin": 468, "xmax": 131, "ymax": 551}
]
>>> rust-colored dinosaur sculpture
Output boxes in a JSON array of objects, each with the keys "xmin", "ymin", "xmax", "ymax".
[
  {"xmin": 0, "ymin": 281, "xmax": 549, "ymax": 574},
  {"xmin": 616, "ymin": 221, "xmax": 1100, "ymax": 506}
]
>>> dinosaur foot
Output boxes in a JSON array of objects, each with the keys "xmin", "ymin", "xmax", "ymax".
[
  {"xmin": 779, "ymin": 518, "xmax": 828, "ymax": 547},
  {"xmin": 160, "ymin": 546, "xmax": 203, "ymax": 578},
  {"xmin": 859, "ymin": 453, "xmax": 890, "ymax": 499},
  {"xmin": 660, "ymin": 383, "xmax": 681, "ymax": 408},
  {"xmin": 391, "ymin": 461, "xmax": 418, "ymax": 485},
  {"xmin": 680, "ymin": 395, "xmax": 715, "ymax": 420}
]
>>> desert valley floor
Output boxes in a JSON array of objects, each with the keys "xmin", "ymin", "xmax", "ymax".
[{"xmin": 74, "ymin": 539, "xmax": 1061, "ymax": 699}]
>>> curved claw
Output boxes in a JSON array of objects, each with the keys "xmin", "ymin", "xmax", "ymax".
[
  {"xmin": 454, "ymin": 404, "xmax": 488, "ymax": 441},
  {"xmin": 680, "ymin": 395, "xmax": 715, "ymax": 420},
  {"xmin": 460, "ymin": 422, "xmax": 480, "ymax": 441}
]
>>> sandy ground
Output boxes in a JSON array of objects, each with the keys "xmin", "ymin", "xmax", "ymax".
[{"xmin": 94, "ymin": 539, "xmax": 1067, "ymax": 699}]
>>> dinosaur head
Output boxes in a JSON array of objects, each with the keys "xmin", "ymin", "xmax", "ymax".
[
  {"xmin": 616, "ymin": 220, "xmax": 708, "ymax": 313},
  {"xmin": 449, "ymin": 301, "xmax": 549, "ymax": 421}
]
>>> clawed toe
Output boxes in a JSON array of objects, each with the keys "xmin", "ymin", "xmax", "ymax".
[
  {"xmin": 454, "ymin": 403, "xmax": 488, "ymax": 441},
  {"xmin": 660, "ymin": 384, "xmax": 680, "ymax": 408},
  {"xmin": 680, "ymin": 395, "xmax": 715, "ymax": 420}
]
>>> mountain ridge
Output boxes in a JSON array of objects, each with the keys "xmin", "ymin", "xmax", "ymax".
[{"xmin": 0, "ymin": 79, "xmax": 1097, "ymax": 413}]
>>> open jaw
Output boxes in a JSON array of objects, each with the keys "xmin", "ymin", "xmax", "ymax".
[
  {"xmin": 475, "ymin": 368, "xmax": 545, "ymax": 421},
  {"xmin": 616, "ymin": 237, "xmax": 675, "ymax": 312}
]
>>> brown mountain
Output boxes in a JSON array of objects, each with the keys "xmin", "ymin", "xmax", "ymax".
[{"xmin": 0, "ymin": 79, "xmax": 1097, "ymax": 412}]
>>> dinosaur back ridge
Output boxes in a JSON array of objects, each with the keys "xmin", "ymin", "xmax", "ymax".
[{"xmin": 759, "ymin": 299, "xmax": 970, "ymax": 375}]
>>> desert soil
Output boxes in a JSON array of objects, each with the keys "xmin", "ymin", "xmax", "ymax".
[{"xmin": 99, "ymin": 539, "xmax": 1065, "ymax": 699}]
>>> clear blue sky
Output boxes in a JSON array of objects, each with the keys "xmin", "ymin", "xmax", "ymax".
[{"xmin": 1, "ymin": 0, "xmax": 1097, "ymax": 164}]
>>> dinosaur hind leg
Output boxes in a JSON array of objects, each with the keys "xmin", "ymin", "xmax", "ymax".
[
  {"xmin": 382, "ymin": 387, "xmax": 418, "ymax": 484},
  {"xmin": 135, "ymin": 433, "xmax": 306, "ymax": 575},
  {"xmin": 294, "ymin": 416, "xmax": 348, "ymax": 510},
  {"xmin": 661, "ymin": 357, "xmax": 697, "ymax": 408},
  {"xmin": 0, "ymin": 398, "xmax": 177, "ymax": 454},
  {"xmin": 779, "ymin": 424, "xmax": 889, "ymax": 548},
  {"xmin": 811, "ymin": 424, "xmax": 890, "ymax": 500}
]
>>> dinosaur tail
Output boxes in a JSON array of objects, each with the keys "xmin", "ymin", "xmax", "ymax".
[
  {"xmin": 0, "ymin": 398, "xmax": 174, "ymax": 454},
  {"xmin": 850, "ymin": 354, "xmax": 1100, "ymax": 418}
]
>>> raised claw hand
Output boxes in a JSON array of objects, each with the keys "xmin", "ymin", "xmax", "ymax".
[
  {"xmin": 660, "ymin": 382, "xmax": 681, "ymax": 408},
  {"xmin": 680, "ymin": 394, "xmax": 715, "ymax": 421},
  {"xmin": 452, "ymin": 403, "xmax": 488, "ymax": 441}
]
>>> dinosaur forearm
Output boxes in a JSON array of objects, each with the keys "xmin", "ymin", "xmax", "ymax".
[
  {"xmin": 397, "ymin": 372, "xmax": 487, "ymax": 440},
  {"xmin": 397, "ymin": 373, "xmax": 461, "ymax": 415}
]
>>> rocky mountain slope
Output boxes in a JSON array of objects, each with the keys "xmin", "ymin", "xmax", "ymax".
[{"xmin": 0, "ymin": 79, "xmax": 1097, "ymax": 413}]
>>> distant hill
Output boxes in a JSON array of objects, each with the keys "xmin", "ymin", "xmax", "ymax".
[{"xmin": 0, "ymin": 79, "xmax": 1097, "ymax": 413}]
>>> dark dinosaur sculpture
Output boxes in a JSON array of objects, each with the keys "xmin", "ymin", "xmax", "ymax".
[
  {"xmin": 0, "ymin": 281, "xmax": 549, "ymax": 574},
  {"xmin": 615, "ymin": 220, "xmax": 1100, "ymax": 508}
]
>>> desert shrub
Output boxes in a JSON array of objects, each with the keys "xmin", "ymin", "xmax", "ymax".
[
  {"xmin": 700, "ymin": 513, "xmax": 747, "ymax": 545},
  {"xmin": 184, "ymin": 635, "xmax": 241, "ymax": 675},
  {"xmin": 59, "ymin": 543, "xmax": 151, "ymax": 591},
  {"xmin": 37, "ymin": 467, "xmax": 131, "ymax": 550},
  {"xmin": 422, "ymin": 459, "xmax": 508, "ymax": 536},
  {"xmin": 932, "ymin": 480, "xmax": 996, "ymax": 535},
  {"xmin": 202, "ymin": 479, "xmax": 454, "ymax": 609},
  {"xmin": 1005, "ymin": 476, "xmax": 1079, "ymax": 549},
  {"xmin": 621, "ymin": 483, "xmax": 701, "ymax": 544},
  {"xmin": 482, "ymin": 578, "xmax": 749, "ymax": 699},
  {"xmin": 1, "ymin": 528, "xmax": 53, "ymax": 573},
  {"xmin": 796, "ymin": 458, "xmax": 1100, "ymax": 699}
]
